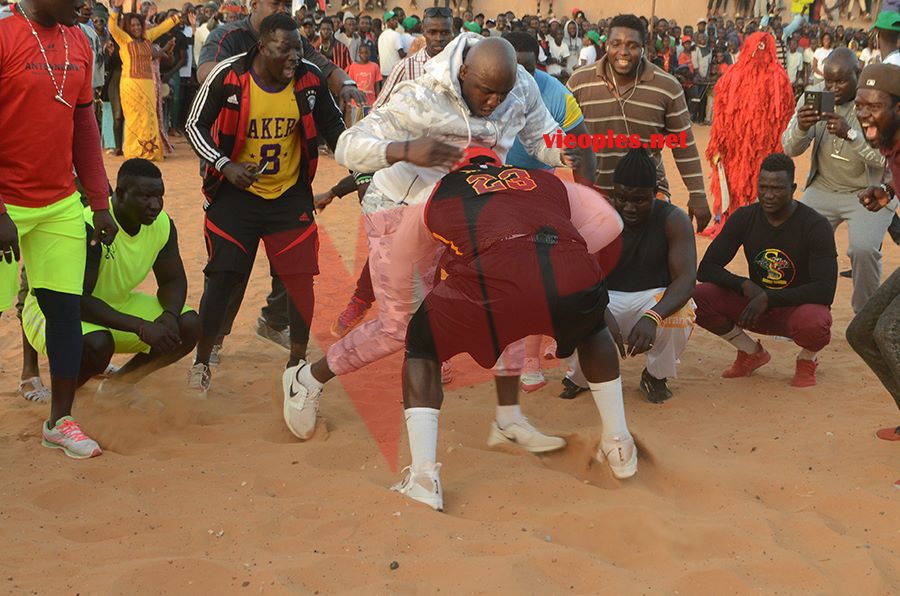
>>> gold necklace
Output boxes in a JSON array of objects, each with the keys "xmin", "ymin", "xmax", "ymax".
[{"xmin": 18, "ymin": 3, "xmax": 72, "ymax": 108}]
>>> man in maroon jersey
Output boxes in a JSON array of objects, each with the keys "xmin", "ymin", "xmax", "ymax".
[
  {"xmin": 0, "ymin": 0, "xmax": 118, "ymax": 458},
  {"xmin": 390, "ymin": 148, "xmax": 636, "ymax": 511}
]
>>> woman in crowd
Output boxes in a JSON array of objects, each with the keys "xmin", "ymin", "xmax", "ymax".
[{"xmin": 108, "ymin": 0, "xmax": 181, "ymax": 161}]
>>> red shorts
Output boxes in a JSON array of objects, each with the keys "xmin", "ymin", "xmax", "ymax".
[
  {"xmin": 410, "ymin": 238, "xmax": 608, "ymax": 368},
  {"xmin": 204, "ymin": 182, "xmax": 318, "ymax": 277}
]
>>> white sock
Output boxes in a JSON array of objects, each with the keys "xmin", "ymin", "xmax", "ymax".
[
  {"xmin": 496, "ymin": 404, "xmax": 525, "ymax": 429},
  {"xmin": 405, "ymin": 407, "xmax": 439, "ymax": 472},
  {"xmin": 298, "ymin": 363, "xmax": 324, "ymax": 392},
  {"xmin": 798, "ymin": 349, "xmax": 818, "ymax": 361},
  {"xmin": 589, "ymin": 377, "xmax": 630, "ymax": 443},
  {"xmin": 722, "ymin": 327, "xmax": 758, "ymax": 353}
]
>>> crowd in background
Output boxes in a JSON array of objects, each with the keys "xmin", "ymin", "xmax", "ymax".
[{"xmin": 22, "ymin": 0, "xmax": 896, "ymax": 161}]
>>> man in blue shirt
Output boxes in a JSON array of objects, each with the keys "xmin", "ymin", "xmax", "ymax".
[
  {"xmin": 502, "ymin": 31, "xmax": 596, "ymax": 393},
  {"xmin": 504, "ymin": 32, "xmax": 592, "ymax": 175}
]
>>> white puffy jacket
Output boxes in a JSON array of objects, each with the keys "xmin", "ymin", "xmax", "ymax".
[{"xmin": 334, "ymin": 33, "xmax": 564, "ymax": 208}]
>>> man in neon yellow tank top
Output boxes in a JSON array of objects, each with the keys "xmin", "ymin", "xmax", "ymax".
[{"xmin": 23, "ymin": 159, "xmax": 200, "ymax": 393}]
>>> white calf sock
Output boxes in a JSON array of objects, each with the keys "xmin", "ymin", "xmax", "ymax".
[
  {"xmin": 298, "ymin": 363, "xmax": 324, "ymax": 392},
  {"xmin": 589, "ymin": 377, "xmax": 630, "ymax": 443},
  {"xmin": 496, "ymin": 404, "xmax": 525, "ymax": 429},
  {"xmin": 405, "ymin": 407, "xmax": 440, "ymax": 472},
  {"xmin": 722, "ymin": 327, "xmax": 759, "ymax": 353},
  {"xmin": 798, "ymin": 349, "xmax": 818, "ymax": 361}
]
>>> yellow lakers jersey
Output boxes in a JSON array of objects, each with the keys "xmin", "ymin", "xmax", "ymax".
[{"xmin": 235, "ymin": 73, "xmax": 303, "ymax": 199}]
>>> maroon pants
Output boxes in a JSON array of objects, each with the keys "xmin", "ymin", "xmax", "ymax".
[{"xmin": 694, "ymin": 283, "xmax": 832, "ymax": 352}]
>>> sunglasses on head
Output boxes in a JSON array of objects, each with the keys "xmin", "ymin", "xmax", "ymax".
[{"xmin": 424, "ymin": 7, "xmax": 452, "ymax": 18}]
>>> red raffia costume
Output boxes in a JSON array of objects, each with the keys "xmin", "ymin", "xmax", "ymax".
[{"xmin": 703, "ymin": 31, "xmax": 794, "ymax": 237}]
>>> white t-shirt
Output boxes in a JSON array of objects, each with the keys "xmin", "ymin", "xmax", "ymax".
[
  {"xmin": 579, "ymin": 45, "xmax": 597, "ymax": 66},
  {"xmin": 859, "ymin": 47, "xmax": 880, "ymax": 66},
  {"xmin": 812, "ymin": 47, "xmax": 832, "ymax": 80},
  {"xmin": 786, "ymin": 50, "xmax": 804, "ymax": 83},
  {"xmin": 547, "ymin": 38, "xmax": 570, "ymax": 76},
  {"xmin": 378, "ymin": 27, "xmax": 404, "ymax": 75}
]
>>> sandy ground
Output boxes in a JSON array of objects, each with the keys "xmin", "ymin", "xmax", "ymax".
[{"xmin": 1, "ymin": 125, "xmax": 898, "ymax": 595}]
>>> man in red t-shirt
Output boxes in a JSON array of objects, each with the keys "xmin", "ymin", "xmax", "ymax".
[
  {"xmin": 847, "ymin": 63, "xmax": 900, "ymax": 489},
  {"xmin": 0, "ymin": 0, "xmax": 118, "ymax": 459}
]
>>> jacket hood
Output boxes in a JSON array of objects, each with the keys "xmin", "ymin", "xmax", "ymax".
[{"xmin": 423, "ymin": 32, "xmax": 484, "ymax": 101}]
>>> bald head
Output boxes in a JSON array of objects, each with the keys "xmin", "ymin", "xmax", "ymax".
[
  {"xmin": 458, "ymin": 37, "xmax": 519, "ymax": 117},
  {"xmin": 823, "ymin": 47, "xmax": 859, "ymax": 75},
  {"xmin": 823, "ymin": 47, "xmax": 860, "ymax": 105}
]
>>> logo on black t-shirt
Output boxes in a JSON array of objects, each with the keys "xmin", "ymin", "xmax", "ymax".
[{"xmin": 754, "ymin": 248, "xmax": 796, "ymax": 289}]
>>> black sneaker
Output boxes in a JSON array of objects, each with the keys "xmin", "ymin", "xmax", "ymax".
[
  {"xmin": 558, "ymin": 377, "xmax": 589, "ymax": 400},
  {"xmin": 640, "ymin": 368, "xmax": 672, "ymax": 404}
]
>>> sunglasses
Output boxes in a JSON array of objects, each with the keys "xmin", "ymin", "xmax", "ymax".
[{"xmin": 424, "ymin": 7, "xmax": 452, "ymax": 18}]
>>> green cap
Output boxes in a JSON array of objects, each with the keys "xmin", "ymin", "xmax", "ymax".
[
  {"xmin": 402, "ymin": 16, "xmax": 417, "ymax": 30},
  {"xmin": 464, "ymin": 21, "xmax": 481, "ymax": 33},
  {"xmin": 383, "ymin": 10, "xmax": 395, "ymax": 21},
  {"xmin": 872, "ymin": 11, "xmax": 900, "ymax": 31},
  {"xmin": 586, "ymin": 30, "xmax": 601, "ymax": 43}
]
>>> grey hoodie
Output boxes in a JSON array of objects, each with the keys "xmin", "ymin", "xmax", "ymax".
[{"xmin": 334, "ymin": 33, "xmax": 564, "ymax": 208}]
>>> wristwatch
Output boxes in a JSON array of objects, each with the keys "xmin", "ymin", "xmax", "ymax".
[
  {"xmin": 341, "ymin": 79, "xmax": 358, "ymax": 87},
  {"xmin": 845, "ymin": 128, "xmax": 859, "ymax": 142}
]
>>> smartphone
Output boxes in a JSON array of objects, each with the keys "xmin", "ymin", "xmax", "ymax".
[{"xmin": 804, "ymin": 90, "xmax": 835, "ymax": 115}]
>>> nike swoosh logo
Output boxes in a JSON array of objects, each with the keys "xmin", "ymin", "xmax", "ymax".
[{"xmin": 288, "ymin": 370, "xmax": 302, "ymax": 399}]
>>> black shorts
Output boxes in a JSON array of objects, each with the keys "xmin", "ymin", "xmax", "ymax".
[
  {"xmin": 204, "ymin": 182, "xmax": 319, "ymax": 277},
  {"xmin": 407, "ymin": 238, "xmax": 608, "ymax": 368}
]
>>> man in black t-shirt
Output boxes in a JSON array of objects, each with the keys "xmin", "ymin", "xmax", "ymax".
[{"xmin": 694, "ymin": 153, "xmax": 838, "ymax": 388}]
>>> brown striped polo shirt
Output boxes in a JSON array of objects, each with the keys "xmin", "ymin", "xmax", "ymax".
[{"xmin": 567, "ymin": 55, "xmax": 707, "ymax": 208}]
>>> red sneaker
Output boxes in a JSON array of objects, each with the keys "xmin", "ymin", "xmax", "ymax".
[
  {"xmin": 790, "ymin": 358, "xmax": 818, "ymax": 387},
  {"xmin": 331, "ymin": 296, "xmax": 371, "ymax": 338},
  {"xmin": 722, "ymin": 341, "xmax": 771, "ymax": 378},
  {"xmin": 875, "ymin": 426, "xmax": 900, "ymax": 442}
]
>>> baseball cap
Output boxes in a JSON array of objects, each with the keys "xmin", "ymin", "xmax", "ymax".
[
  {"xmin": 586, "ymin": 30, "xmax": 601, "ymax": 43},
  {"xmin": 858, "ymin": 63, "xmax": 900, "ymax": 96},
  {"xmin": 402, "ymin": 16, "xmax": 417, "ymax": 30},
  {"xmin": 464, "ymin": 21, "xmax": 481, "ymax": 34},
  {"xmin": 383, "ymin": 10, "xmax": 395, "ymax": 21},
  {"xmin": 872, "ymin": 11, "xmax": 900, "ymax": 31}
]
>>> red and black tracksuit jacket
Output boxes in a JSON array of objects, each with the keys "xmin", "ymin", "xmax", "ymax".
[{"xmin": 185, "ymin": 47, "xmax": 346, "ymax": 202}]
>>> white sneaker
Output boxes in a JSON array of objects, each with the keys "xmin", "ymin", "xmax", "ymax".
[
  {"xmin": 487, "ymin": 419, "xmax": 566, "ymax": 453},
  {"xmin": 41, "ymin": 416, "xmax": 102, "ymax": 459},
  {"xmin": 282, "ymin": 362, "xmax": 321, "ymax": 440},
  {"xmin": 187, "ymin": 362, "xmax": 211, "ymax": 396},
  {"xmin": 519, "ymin": 370, "xmax": 547, "ymax": 392},
  {"xmin": 596, "ymin": 435, "xmax": 638, "ymax": 479},
  {"xmin": 391, "ymin": 462, "xmax": 443, "ymax": 511}
]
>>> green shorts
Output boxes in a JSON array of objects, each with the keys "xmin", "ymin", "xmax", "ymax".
[
  {"xmin": 0, "ymin": 193, "xmax": 86, "ymax": 311},
  {"xmin": 23, "ymin": 291, "xmax": 193, "ymax": 355}
]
